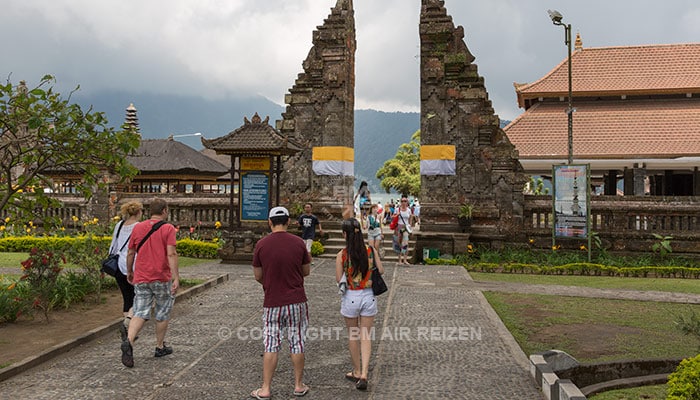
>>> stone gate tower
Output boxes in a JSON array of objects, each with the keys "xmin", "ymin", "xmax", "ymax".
[
  {"xmin": 419, "ymin": 0, "xmax": 527, "ymax": 241},
  {"xmin": 277, "ymin": 0, "xmax": 356, "ymax": 215}
]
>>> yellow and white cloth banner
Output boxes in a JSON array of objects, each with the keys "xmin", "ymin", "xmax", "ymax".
[
  {"xmin": 312, "ymin": 146, "xmax": 354, "ymax": 176},
  {"xmin": 420, "ymin": 145, "xmax": 456, "ymax": 175}
]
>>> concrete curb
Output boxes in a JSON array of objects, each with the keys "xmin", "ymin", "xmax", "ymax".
[
  {"xmin": 0, "ymin": 273, "xmax": 229, "ymax": 383},
  {"xmin": 530, "ymin": 355, "xmax": 587, "ymax": 400}
]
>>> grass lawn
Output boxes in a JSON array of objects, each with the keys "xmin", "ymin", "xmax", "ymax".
[
  {"xmin": 471, "ymin": 271, "xmax": 700, "ymax": 295},
  {"xmin": 483, "ymin": 291, "xmax": 700, "ymax": 363},
  {"xmin": 588, "ymin": 384, "xmax": 667, "ymax": 399}
]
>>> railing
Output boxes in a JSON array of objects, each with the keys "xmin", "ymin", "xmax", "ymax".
[
  {"xmin": 524, "ymin": 195, "xmax": 700, "ymax": 252},
  {"xmin": 525, "ymin": 195, "xmax": 700, "ymax": 233}
]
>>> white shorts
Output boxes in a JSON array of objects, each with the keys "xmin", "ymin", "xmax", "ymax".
[
  {"xmin": 304, "ymin": 239, "xmax": 313, "ymax": 253},
  {"xmin": 341, "ymin": 288, "xmax": 377, "ymax": 318}
]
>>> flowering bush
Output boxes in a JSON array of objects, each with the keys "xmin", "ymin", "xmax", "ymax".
[
  {"xmin": 20, "ymin": 248, "xmax": 66, "ymax": 321},
  {"xmin": 0, "ymin": 276, "xmax": 30, "ymax": 323}
]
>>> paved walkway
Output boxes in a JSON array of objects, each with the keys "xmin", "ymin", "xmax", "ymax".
[{"xmin": 0, "ymin": 260, "xmax": 544, "ymax": 399}]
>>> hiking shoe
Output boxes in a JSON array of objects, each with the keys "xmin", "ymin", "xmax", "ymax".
[
  {"xmin": 154, "ymin": 343, "xmax": 173, "ymax": 357},
  {"xmin": 119, "ymin": 323, "xmax": 128, "ymax": 342},
  {"xmin": 121, "ymin": 340, "xmax": 134, "ymax": 368}
]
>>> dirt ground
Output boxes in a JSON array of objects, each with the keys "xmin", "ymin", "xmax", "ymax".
[{"xmin": 0, "ymin": 289, "xmax": 124, "ymax": 368}]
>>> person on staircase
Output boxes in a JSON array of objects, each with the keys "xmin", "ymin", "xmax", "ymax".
[{"xmin": 393, "ymin": 196, "xmax": 414, "ymax": 265}]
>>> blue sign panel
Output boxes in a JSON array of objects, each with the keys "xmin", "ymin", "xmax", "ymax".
[{"xmin": 241, "ymin": 172, "xmax": 269, "ymax": 221}]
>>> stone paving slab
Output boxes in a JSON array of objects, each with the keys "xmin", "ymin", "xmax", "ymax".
[{"xmin": 0, "ymin": 260, "xmax": 543, "ymax": 399}]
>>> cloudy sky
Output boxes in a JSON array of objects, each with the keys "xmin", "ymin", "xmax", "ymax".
[{"xmin": 3, "ymin": 0, "xmax": 699, "ymax": 121}]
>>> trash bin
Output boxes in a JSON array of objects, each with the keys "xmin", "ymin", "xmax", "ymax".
[{"xmin": 422, "ymin": 248, "xmax": 439, "ymax": 260}]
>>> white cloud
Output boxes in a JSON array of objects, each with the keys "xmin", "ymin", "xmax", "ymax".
[{"xmin": 2, "ymin": 0, "xmax": 699, "ymax": 122}]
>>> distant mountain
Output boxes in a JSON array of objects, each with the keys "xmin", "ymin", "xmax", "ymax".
[
  {"xmin": 73, "ymin": 91, "xmax": 284, "ymax": 149},
  {"xmin": 73, "ymin": 91, "xmax": 508, "ymax": 195},
  {"xmin": 354, "ymin": 110, "xmax": 419, "ymax": 193}
]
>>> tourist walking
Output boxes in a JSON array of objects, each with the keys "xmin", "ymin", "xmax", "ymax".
[
  {"xmin": 297, "ymin": 202, "xmax": 323, "ymax": 258},
  {"xmin": 251, "ymin": 206, "xmax": 311, "ymax": 399},
  {"xmin": 109, "ymin": 201, "xmax": 142, "ymax": 338},
  {"xmin": 393, "ymin": 196, "xmax": 414, "ymax": 265},
  {"xmin": 366, "ymin": 204, "xmax": 384, "ymax": 258},
  {"xmin": 353, "ymin": 181, "xmax": 371, "ymax": 221},
  {"xmin": 120, "ymin": 198, "xmax": 179, "ymax": 368},
  {"xmin": 413, "ymin": 199, "xmax": 421, "ymax": 225},
  {"xmin": 336, "ymin": 217, "xmax": 384, "ymax": 391}
]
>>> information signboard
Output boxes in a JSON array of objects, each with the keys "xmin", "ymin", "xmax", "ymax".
[{"xmin": 241, "ymin": 171, "xmax": 269, "ymax": 221}]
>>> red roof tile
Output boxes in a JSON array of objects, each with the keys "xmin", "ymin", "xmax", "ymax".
[
  {"xmin": 504, "ymin": 99, "xmax": 700, "ymax": 159},
  {"xmin": 516, "ymin": 43, "xmax": 700, "ymax": 106}
]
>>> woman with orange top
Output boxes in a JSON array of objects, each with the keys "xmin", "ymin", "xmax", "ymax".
[{"xmin": 335, "ymin": 217, "xmax": 384, "ymax": 391}]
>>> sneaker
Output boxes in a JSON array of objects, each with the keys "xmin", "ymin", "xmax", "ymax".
[
  {"xmin": 121, "ymin": 340, "xmax": 134, "ymax": 368},
  {"xmin": 154, "ymin": 343, "xmax": 173, "ymax": 357}
]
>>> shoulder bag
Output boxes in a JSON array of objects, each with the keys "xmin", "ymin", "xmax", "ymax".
[
  {"xmin": 370, "ymin": 247, "xmax": 388, "ymax": 296},
  {"xmin": 102, "ymin": 221, "xmax": 128, "ymax": 277},
  {"xmin": 399, "ymin": 212, "xmax": 412, "ymax": 234}
]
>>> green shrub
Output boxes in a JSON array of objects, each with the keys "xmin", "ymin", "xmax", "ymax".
[
  {"xmin": 51, "ymin": 271, "xmax": 96, "ymax": 309},
  {"xmin": 0, "ymin": 277, "xmax": 30, "ymax": 323},
  {"xmin": 311, "ymin": 240, "xmax": 324, "ymax": 257},
  {"xmin": 667, "ymin": 353, "xmax": 700, "ymax": 400},
  {"xmin": 176, "ymin": 239, "xmax": 219, "ymax": 259},
  {"xmin": 20, "ymin": 248, "xmax": 66, "ymax": 321},
  {"xmin": 0, "ymin": 236, "xmax": 111, "ymax": 253}
]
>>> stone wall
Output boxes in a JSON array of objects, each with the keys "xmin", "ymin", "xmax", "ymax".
[
  {"xmin": 277, "ymin": 0, "xmax": 356, "ymax": 216},
  {"xmin": 418, "ymin": 0, "xmax": 527, "ymax": 243}
]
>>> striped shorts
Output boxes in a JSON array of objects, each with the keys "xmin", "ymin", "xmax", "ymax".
[{"xmin": 262, "ymin": 302, "xmax": 309, "ymax": 354}]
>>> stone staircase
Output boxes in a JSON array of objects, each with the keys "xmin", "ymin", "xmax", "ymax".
[{"xmin": 316, "ymin": 223, "xmax": 417, "ymax": 262}]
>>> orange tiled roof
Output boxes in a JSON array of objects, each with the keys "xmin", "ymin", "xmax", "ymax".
[
  {"xmin": 504, "ymin": 99, "xmax": 700, "ymax": 159},
  {"xmin": 516, "ymin": 43, "xmax": 700, "ymax": 107}
]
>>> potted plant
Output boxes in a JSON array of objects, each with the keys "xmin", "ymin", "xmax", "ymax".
[{"xmin": 457, "ymin": 203, "xmax": 473, "ymax": 229}]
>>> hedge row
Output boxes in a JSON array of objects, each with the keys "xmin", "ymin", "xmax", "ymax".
[
  {"xmin": 424, "ymin": 258, "xmax": 700, "ymax": 279},
  {"xmin": 0, "ymin": 236, "xmax": 219, "ymax": 259},
  {"xmin": 667, "ymin": 353, "xmax": 700, "ymax": 399}
]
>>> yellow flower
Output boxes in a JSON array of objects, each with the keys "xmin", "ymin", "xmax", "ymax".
[
  {"xmin": 552, "ymin": 244, "xmax": 561, "ymax": 251},
  {"xmin": 92, "ymin": 217, "xmax": 99, "ymax": 224},
  {"xmin": 71, "ymin": 215, "xmax": 79, "ymax": 222},
  {"xmin": 4, "ymin": 217, "xmax": 9, "ymax": 223},
  {"xmin": 214, "ymin": 221, "xmax": 222, "ymax": 229},
  {"xmin": 28, "ymin": 221, "xmax": 34, "ymax": 227},
  {"xmin": 212, "ymin": 237, "xmax": 219, "ymax": 243},
  {"xmin": 60, "ymin": 227, "xmax": 65, "ymax": 231},
  {"xmin": 579, "ymin": 244, "xmax": 587, "ymax": 251},
  {"xmin": 0, "ymin": 225, "xmax": 5, "ymax": 231},
  {"xmin": 113, "ymin": 216, "xmax": 121, "ymax": 221},
  {"xmin": 528, "ymin": 238, "xmax": 535, "ymax": 244},
  {"xmin": 16, "ymin": 189, "xmax": 23, "ymax": 193},
  {"xmin": 7, "ymin": 282, "xmax": 16, "ymax": 290},
  {"xmin": 26, "ymin": 228, "xmax": 31, "ymax": 233}
]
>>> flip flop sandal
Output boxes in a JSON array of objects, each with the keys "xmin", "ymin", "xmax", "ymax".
[
  {"xmin": 345, "ymin": 372, "xmax": 360, "ymax": 382},
  {"xmin": 250, "ymin": 388, "xmax": 271, "ymax": 399},
  {"xmin": 293, "ymin": 385, "xmax": 309, "ymax": 397}
]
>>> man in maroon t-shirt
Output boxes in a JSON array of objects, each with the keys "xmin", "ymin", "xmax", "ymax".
[{"xmin": 250, "ymin": 206, "xmax": 311, "ymax": 399}]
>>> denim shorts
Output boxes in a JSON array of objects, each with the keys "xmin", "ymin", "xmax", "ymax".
[
  {"xmin": 133, "ymin": 281, "xmax": 175, "ymax": 321},
  {"xmin": 341, "ymin": 288, "xmax": 377, "ymax": 318}
]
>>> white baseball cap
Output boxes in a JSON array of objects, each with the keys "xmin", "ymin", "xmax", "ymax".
[{"xmin": 268, "ymin": 206, "xmax": 289, "ymax": 218}]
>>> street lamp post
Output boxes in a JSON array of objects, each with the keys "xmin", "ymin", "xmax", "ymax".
[
  {"xmin": 168, "ymin": 132, "xmax": 202, "ymax": 140},
  {"xmin": 548, "ymin": 9, "xmax": 574, "ymax": 164}
]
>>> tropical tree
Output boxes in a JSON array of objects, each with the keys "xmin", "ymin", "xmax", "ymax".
[
  {"xmin": 0, "ymin": 75, "xmax": 140, "ymax": 224},
  {"xmin": 376, "ymin": 130, "xmax": 420, "ymax": 197}
]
